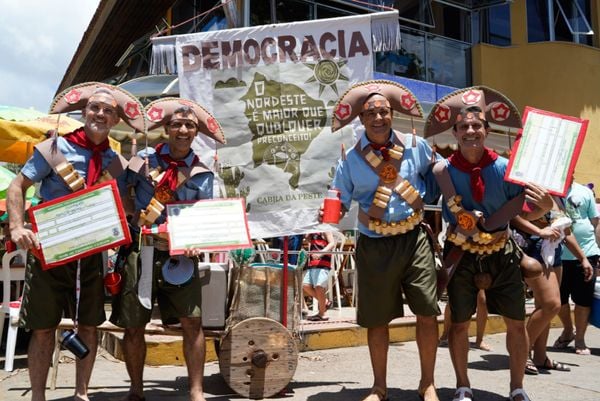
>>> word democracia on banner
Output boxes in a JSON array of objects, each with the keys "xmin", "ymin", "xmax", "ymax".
[{"xmin": 182, "ymin": 31, "xmax": 369, "ymax": 71}]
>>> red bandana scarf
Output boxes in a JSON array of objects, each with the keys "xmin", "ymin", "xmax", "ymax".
[
  {"xmin": 63, "ymin": 128, "xmax": 110, "ymax": 187},
  {"xmin": 448, "ymin": 147, "xmax": 498, "ymax": 203},
  {"xmin": 369, "ymin": 141, "xmax": 393, "ymax": 161},
  {"xmin": 155, "ymin": 143, "xmax": 198, "ymax": 191}
]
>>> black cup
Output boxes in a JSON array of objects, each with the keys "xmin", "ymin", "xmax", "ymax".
[{"xmin": 60, "ymin": 330, "xmax": 90, "ymax": 359}]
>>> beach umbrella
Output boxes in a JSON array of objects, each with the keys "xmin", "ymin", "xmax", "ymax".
[
  {"xmin": 0, "ymin": 105, "xmax": 121, "ymax": 164},
  {"xmin": 0, "ymin": 165, "xmax": 37, "ymax": 221}
]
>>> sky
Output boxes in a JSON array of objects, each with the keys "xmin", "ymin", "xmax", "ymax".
[{"xmin": 0, "ymin": 0, "xmax": 100, "ymax": 113}]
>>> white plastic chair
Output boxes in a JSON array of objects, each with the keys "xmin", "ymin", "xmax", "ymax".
[
  {"xmin": 254, "ymin": 238, "xmax": 281, "ymax": 263},
  {"xmin": 1, "ymin": 249, "xmax": 27, "ymax": 372}
]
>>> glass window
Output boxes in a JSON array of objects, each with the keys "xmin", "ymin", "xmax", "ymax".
[
  {"xmin": 375, "ymin": 29, "xmax": 426, "ymax": 81},
  {"xmin": 480, "ymin": 4, "xmax": 511, "ymax": 46},
  {"xmin": 395, "ymin": 0, "xmax": 435, "ymax": 28},
  {"xmin": 276, "ymin": 0, "xmax": 313, "ymax": 23},
  {"xmin": 316, "ymin": 4, "xmax": 354, "ymax": 19},
  {"xmin": 427, "ymin": 35, "xmax": 471, "ymax": 87},
  {"xmin": 171, "ymin": 1, "xmax": 226, "ymax": 34},
  {"xmin": 250, "ymin": 0, "xmax": 272, "ymax": 26},
  {"xmin": 527, "ymin": 0, "xmax": 551, "ymax": 42},
  {"xmin": 527, "ymin": 0, "xmax": 594, "ymax": 45}
]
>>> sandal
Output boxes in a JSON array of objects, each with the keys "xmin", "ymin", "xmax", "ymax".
[
  {"xmin": 307, "ymin": 314, "xmax": 329, "ymax": 321},
  {"xmin": 509, "ymin": 388, "xmax": 531, "ymax": 401},
  {"xmin": 362, "ymin": 385, "xmax": 388, "ymax": 401},
  {"xmin": 552, "ymin": 334, "xmax": 574, "ymax": 349},
  {"xmin": 575, "ymin": 346, "xmax": 591, "ymax": 355},
  {"xmin": 524, "ymin": 358, "xmax": 538, "ymax": 375},
  {"xmin": 536, "ymin": 356, "xmax": 570, "ymax": 371},
  {"xmin": 452, "ymin": 386, "xmax": 473, "ymax": 401}
]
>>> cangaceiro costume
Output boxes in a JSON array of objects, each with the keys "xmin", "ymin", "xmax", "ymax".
[{"xmin": 330, "ymin": 79, "xmax": 440, "ymax": 327}]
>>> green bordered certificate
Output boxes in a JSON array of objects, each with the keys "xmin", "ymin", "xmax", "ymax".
[
  {"xmin": 29, "ymin": 181, "xmax": 131, "ymax": 269},
  {"xmin": 166, "ymin": 198, "xmax": 252, "ymax": 254},
  {"xmin": 505, "ymin": 107, "xmax": 588, "ymax": 197}
]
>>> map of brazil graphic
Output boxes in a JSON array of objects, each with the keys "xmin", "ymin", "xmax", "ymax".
[{"xmin": 241, "ymin": 72, "xmax": 327, "ymax": 188}]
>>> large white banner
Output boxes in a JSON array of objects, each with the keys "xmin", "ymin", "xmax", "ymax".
[{"xmin": 171, "ymin": 12, "xmax": 398, "ymax": 238}]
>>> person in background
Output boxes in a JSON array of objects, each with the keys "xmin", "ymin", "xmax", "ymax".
[
  {"xmin": 554, "ymin": 180, "xmax": 599, "ymax": 355},
  {"xmin": 7, "ymin": 83, "xmax": 143, "ymax": 401},
  {"xmin": 110, "ymin": 98, "xmax": 226, "ymax": 401},
  {"xmin": 439, "ymin": 290, "xmax": 491, "ymax": 351},
  {"xmin": 323, "ymin": 80, "xmax": 441, "ymax": 401},
  {"xmin": 303, "ymin": 231, "xmax": 336, "ymax": 321}
]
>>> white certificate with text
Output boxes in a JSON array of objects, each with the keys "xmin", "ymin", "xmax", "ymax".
[
  {"xmin": 166, "ymin": 198, "xmax": 252, "ymax": 254},
  {"xmin": 505, "ymin": 107, "xmax": 588, "ymax": 196}
]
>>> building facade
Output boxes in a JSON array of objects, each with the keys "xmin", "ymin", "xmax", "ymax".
[{"xmin": 62, "ymin": 0, "xmax": 600, "ymax": 187}]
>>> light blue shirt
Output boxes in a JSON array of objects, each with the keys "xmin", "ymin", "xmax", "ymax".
[
  {"xmin": 332, "ymin": 130, "xmax": 439, "ymax": 237},
  {"xmin": 440, "ymin": 156, "xmax": 523, "ymax": 227},
  {"xmin": 130, "ymin": 144, "xmax": 214, "ymax": 225},
  {"xmin": 21, "ymin": 136, "xmax": 127, "ymax": 200},
  {"xmin": 562, "ymin": 182, "xmax": 600, "ymax": 260}
]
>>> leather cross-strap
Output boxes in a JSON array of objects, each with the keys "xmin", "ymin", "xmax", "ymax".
[{"xmin": 35, "ymin": 138, "xmax": 128, "ymax": 193}]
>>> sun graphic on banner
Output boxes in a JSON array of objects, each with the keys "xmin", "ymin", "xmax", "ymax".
[{"xmin": 304, "ymin": 59, "xmax": 349, "ymax": 97}]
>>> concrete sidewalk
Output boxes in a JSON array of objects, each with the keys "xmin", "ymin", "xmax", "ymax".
[{"xmin": 2, "ymin": 327, "xmax": 600, "ymax": 400}]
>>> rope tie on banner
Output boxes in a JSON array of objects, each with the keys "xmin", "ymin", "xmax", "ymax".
[
  {"xmin": 153, "ymin": 0, "xmax": 396, "ymax": 39},
  {"xmin": 153, "ymin": 0, "xmax": 236, "ymax": 38}
]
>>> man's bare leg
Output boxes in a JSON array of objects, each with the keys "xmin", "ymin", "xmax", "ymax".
[
  {"xmin": 474, "ymin": 291, "xmax": 491, "ymax": 351},
  {"xmin": 181, "ymin": 317, "xmax": 206, "ymax": 401},
  {"xmin": 74, "ymin": 325, "xmax": 98, "ymax": 401},
  {"xmin": 448, "ymin": 320, "xmax": 470, "ymax": 389},
  {"xmin": 555, "ymin": 303, "xmax": 575, "ymax": 345},
  {"xmin": 29, "ymin": 328, "xmax": 55, "ymax": 401},
  {"xmin": 365, "ymin": 325, "xmax": 388, "ymax": 400},
  {"xmin": 504, "ymin": 317, "xmax": 528, "ymax": 392},
  {"xmin": 416, "ymin": 315, "xmax": 439, "ymax": 401},
  {"xmin": 123, "ymin": 327, "xmax": 146, "ymax": 399},
  {"xmin": 574, "ymin": 305, "xmax": 592, "ymax": 352}
]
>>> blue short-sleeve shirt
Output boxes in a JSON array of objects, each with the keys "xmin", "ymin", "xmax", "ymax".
[
  {"xmin": 440, "ymin": 156, "xmax": 523, "ymax": 225},
  {"xmin": 332, "ymin": 130, "xmax": 440, "ymax": 237},
  {"xmin": 21, "ymin": 136, "xmax": 127, "ymax": 201},
  {"xmin": 130, "ymin": 144, "xmax": 214, "ymax": 225}
]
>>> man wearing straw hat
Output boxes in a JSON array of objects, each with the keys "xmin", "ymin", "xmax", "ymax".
[
  {"xmin": 7, "ymin": 82, "xmax": 144, "ymax": 401},
  {"xmin": 423, "ymin": 86, "xmax": 547, "ymax": 401},
  {"xmin": 325, "ymin": 80, "xmax": 441, "ymax": 401},
  {"xmin": 109, "ymin": 98, "xmax": 225, "ymax": 401}
]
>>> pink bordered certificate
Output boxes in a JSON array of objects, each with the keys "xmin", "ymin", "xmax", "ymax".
[
  {"xmin": 166, "ymin": 198, "xmax": 252, "ymax": 255},
  {"xmin": 28, "ymin": 181, "xmax": 131, "ymax": 270},
  {"xmin": 505, "ymin": 106, "xmax": 588, "ymax": 197}
]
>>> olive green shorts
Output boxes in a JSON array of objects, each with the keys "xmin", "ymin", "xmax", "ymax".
[
  {"xmin": 109, "ymin": 248, "xmax": 203, "ymax": 327},
  {"xmin": 19, "ymin": 252, "xmax": 106, "ymax": 330},
  {"xmin": 446, "ymin": 238, "xmax": 525, "ymax": 323},
  {"xmin": 355, "ymin": 225, "xmax": 440, "ymax": 328}
]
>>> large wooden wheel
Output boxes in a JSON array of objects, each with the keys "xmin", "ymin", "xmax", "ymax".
[{"xmin": 218, "ymin": 317, "xmax": 298, "ymax": 399}]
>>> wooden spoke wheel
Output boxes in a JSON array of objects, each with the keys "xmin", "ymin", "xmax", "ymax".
[{"xmin": 218, "ymin": 317, "xmax": 298, "ymax": 399}]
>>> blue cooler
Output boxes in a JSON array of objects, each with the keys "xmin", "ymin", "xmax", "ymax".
[{"xmin": 590, "ymin": 277, "xmax": 600, "ymax": 328}]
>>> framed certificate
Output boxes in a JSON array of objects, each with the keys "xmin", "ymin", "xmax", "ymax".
[
  {"xmin": 28, "ymin": 180, "xmax": 131, "ymax": 270},
  {"xmin": 505, "ymin": 107, "xmax": 588, "ymax": 196},
  {"xmin": 166, "ymin": 198, "xmax": 252, "ymax": 254}
]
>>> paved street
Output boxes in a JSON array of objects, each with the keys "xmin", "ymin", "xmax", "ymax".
[{"xmin": 2, "ymin": 327, "xmax": 600, "ymax": 400}]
